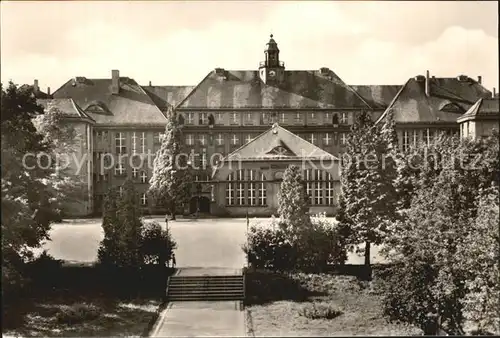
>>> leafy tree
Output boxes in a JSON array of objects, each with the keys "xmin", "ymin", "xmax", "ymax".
[
  {"xmin": 32, "ymin": 102, "xmax": 87, "ymax": 217},
  {"xmin": 1, "ymin": 82, "xmax": 59, "ymax": 298},
  {"xmin": 379, "ymin": 134, "xmax": 500, "ymax": 335},
  {"xmin": 340, "ymin": 110, "xmax": 399, "ymax": 270},
  {"xmin": 277, "ymin": 164, "xmax": 311, "ymax": 239},
  {"xmin": 149, "ymin": 108, "xmax": 192, "ymax": 220},
  {"xmin": 457, "ymin": 186, "xmax": 500, "ymax": 333}
]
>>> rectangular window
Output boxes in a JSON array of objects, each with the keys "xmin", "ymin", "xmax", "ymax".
[
  {"xmin": 325, "ymin": 173, "xmax": 335, "ymax": 205},
  {"xmin": 340, "ymin": 133, "xmax": 347, "ymax": 146},
  {"xmin": 115, "ymin": 132, "xmax": 126, "ymax": 154},
  {"xmin": 280, "ymin": 113, "xmax": 286, "ymax": 124},
  {"xmin": 185, "ymin": 134, "xmax": 194, "ymax": 146},
  {"xmin": 140, "ymin": 193, "xmax": 147, "ymax": 206},
  {"xmin": 325, "ymin": 112, "xmax": 331, "ymax": 124},
  {"xmin": 231, "ymin": 134, "xmax": 239, "ymax": 145},
  {"xmin": 236, "ymin": 170, "xmax": 245, "ymax": 206},
  {"xmin": 199, "ymin": 134, "xmax": 206, "ymax": 146},
  {"xmin": 314, "ymin": 169, "xmax": 322, "ymax": 205},
  {"xmin": 132, "ymin": 167, "xmax": 139, "ymax": 178},
  {"xmin": 132, "ymin": 132, "xmax": 138, "ymax": 154},
  {"xmin": 231, "ymin": 112, "xmax": 239, "ymax": 125},
  {"xmin": 226, "ymin": 172, "xmax": 237, "ymax": 206},
  {"xmin": 140, "ymin": 171, "xmax": 148, "ymax": 183},
  {"xmin": 425, "ymin": 129, "xmax": 434, "ymax": 146},
  {"xmin": 402, "ymin": 130, "xmax": 410, "ymax": 151},
  {"xmin": 140, "ymin": 132, "xmax": 146, "ymax": 154},
  {"xmin": 201, "ymin": 148, "xmax": 207, "ymax": 169},
  {"xmin": 114, "ymin": 156, "xmax": 125, "ymax": 176},
  {"xmin": 245, "ymin": 112, "xmax": 253, "ymax": 124},
  {"xmin": 199, "ymin": 112, "xmax": 208, "ymax": 125},
  {"xmin": 215, "ymin": 133, "xmax": 224, "ymax": 146},
  {"xmin": 244, "ymin": 134, "xmax": 253, "ymax": 144},
  {"xmin": 413, "ymin": 130, "xmax": 418, "ymax": 146},
  {"xmin": 309, "ymin": 112, "xmax": 315, "ymax": 121},
  {"xmin": 186, "ymin": 112, "xmax": 194, "ymax": 124},
  {"xmin": 308, "ymin": 133, "xmax": 317, "ymax": 145},
  {"xmin": 216, "ymin": 112, "xmax": 224, "ymax": 124},
  {"xmin": 258, "ymin": 173, "xmax": 266, "ymax": 206},
  {"xmin": 295, "ymin": 112, "xmax": 301, "ymax": 123},
  {"xmin": 340, "ymin": 112, "xmax": 348, "ymax": 124},
  {"xmin": 248, "ymin": 170, "xmax": 256, "ymax": 206},
  {"xmin": 323, "ymin": 133, "xmax": 331, "ymax": 146}
]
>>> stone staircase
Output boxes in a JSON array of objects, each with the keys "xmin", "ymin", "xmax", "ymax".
[{"xmin": 166, "ymin": 274, "xmax": 245, "ymax": 301}]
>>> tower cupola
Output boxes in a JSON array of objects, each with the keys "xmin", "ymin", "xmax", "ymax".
[{"xmin": 259, "ymin": 34, "xmax": 285, "ymax": 85}]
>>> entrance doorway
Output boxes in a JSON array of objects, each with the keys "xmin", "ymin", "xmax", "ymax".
[{"xmin": 189, "ymin": 196, "xmax": 211, "ymax": 214}]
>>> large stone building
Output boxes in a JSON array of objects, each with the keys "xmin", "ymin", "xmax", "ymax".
[{"xmin": 34, "ymin": 35, "xmax": 497, "ymax": 217}]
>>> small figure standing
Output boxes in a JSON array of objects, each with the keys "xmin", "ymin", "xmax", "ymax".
[{"xmin": 172, "ymin": 253, "xmax": 176, "ymax": 268}]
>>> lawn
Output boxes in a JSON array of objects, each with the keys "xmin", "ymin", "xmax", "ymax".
[
  {"xmin": 246, "ymin": 271, "xmax": 420, "ymax": 336},
  {"xmin": 3, "ymin": 294, "xmax": 160, "ymax": 337}
]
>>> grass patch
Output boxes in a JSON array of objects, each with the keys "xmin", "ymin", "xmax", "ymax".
[
  {"xmin": 247, "ymin": 270, "xmax": 421, "ymax": 336},
  {"xmin": 3, "ymin": 293, "xmax": 161, "ymax": 337}
]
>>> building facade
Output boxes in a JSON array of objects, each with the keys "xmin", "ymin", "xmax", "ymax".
[{"xmin": 37, "ymin": 35, "xmax": 497, "ymax": 217}]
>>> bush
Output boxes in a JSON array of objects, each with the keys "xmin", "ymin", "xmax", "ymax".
[
  {"xmin": 243, "ymin": 216, "xmax": 346, "ymax": 272},
  {"xmin": 299, "ymin": 302, "xmax": 343, "ymax": 320},
  {"xmin": 56, "ymin": 303, "xmax": 102, "ymax": 324},
  {"xmin": 140, "ymin": 221, "xmax": 177, "ymax": 265}
]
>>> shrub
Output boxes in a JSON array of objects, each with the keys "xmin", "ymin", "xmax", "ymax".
[
  {"xmin": 56, "ymin": 303, "xmax": 102, "ymax": 324},
  {"xmin": 299, "ymin": 302, "xmax": 343, "ymax": 320},
  {"xmin": 140, "ymin": 221, "xmax": 177, "ymax": 265},
  {"xmin": 243, "ymin": 216, "xmax": 346, "ymax": 272}
]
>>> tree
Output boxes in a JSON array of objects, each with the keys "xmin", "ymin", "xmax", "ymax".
[
  {"xmin": 32, "ymin": 102, "xmax": 87, "ymax": 217},
  {"xmin": 379, "ymin": 134, "xmax": 500, "ymax": 335},
  {"xmin": 340, "ymin": 110, "xmax": 399, "ymax": 270},
  {"xmin": 149, "ymin": 108, "xmax": 192, "ymax": 220},
  {"xmin": 457, "ymin": 186, "xmax": 500, "ymax": 333},
  {"xmin": 98, "ymin": 180, "xmax": 144, "ymax": 269},
  {"xmin": 1, "ymin": 82, "xmax": 60, "ymax": 299},
  {"xmin": 277, "ymin": 164, "xmax": 311, "ymax": 239}
]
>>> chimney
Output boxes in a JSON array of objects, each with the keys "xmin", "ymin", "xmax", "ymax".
[
  {"xmin": 478, "ymin": 76, "xmax": 482, "ymax": 84},
  {"xmin": 47, "ymin": 87, "xmax": 51, "ymax": 96},
  {"xmin": 494, "ymin": 88, "xmax": 497, "ymax": 98},
  {"xmin": 149, "ymin": 81, "xmax": 152, "ymax": 86},
  {"xmin": 425, "ymin": 70, "xmax": 430, "ymax": 96},
  {"xmin": 34, "ymin": 79, "xmax": 39, "ymax": 92},
  {"xmin": 111, "ymin": 70, "xmax": 120, "ymax": 94}
]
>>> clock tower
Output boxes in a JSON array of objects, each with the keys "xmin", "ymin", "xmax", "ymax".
[{"xmin": 259, "ymin": 34, "xmax": 285, "ymax": 85}]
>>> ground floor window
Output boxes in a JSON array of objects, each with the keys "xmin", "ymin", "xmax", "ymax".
[
  {"xmin": 225, "ymin": 169, "xmax": 267, "ymax": 206},
  {"xmin": 303, "ymin": 169, "xmax": 336, "ymax": 206}
]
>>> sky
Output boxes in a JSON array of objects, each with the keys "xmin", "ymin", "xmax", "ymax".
[{"xmin": 1, "ymin": 1, "xmax": 498, "ymax": 93}]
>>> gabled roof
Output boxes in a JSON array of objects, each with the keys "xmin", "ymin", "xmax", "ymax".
[
  {"xmin": 376, "ymin": 76, "xmax": 492, "ymax": 125},
  {"xmin": 351, "ymin": 85, "xmax": 402, "ymax": 109},
  {"xmin": 141, "ymin": 85, "xmax": 195, "ymax": 109},
  {"xmin": 37, "ymin": 98, "xmax": 95, "ymax": 123},
  {"xmin": 177, "ymin": 69, "xmax": 372, "ymax": 109},
  {"xmin": 457, "ymin": 98, "xmax": 499, "ymax": 123},
  {"xmin": 52, "ymin": 77, "xmax": 167, "ymax": 126},
  {"xmin": 224, "ymin": 123, "xmax": 338, "ymax": 161}
]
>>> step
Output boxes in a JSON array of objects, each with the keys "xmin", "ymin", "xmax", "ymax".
[
  {"xmin": 168, "ymin": 295, "xmax": 244, "ymax": 301},
  {"xmin": 168, "ymin": 288, "xmax": 243, "ymax": 294},
  {"xmin": 170, "ymin": 277, "xmax": 243, "ymax": 282},
  {"xmin": 168, "ymin": 282, "xmax": 243, "ymax": 287}
]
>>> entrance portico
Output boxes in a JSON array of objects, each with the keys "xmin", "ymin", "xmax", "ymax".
[{"xmin": 210, "ymin": 123, "xmax": 340, "ymax": 217}]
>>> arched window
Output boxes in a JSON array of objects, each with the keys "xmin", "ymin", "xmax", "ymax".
[
  {"xmin": 225, "ymin": 170, "xmax": 267, "ymax": 207},
  {"xmin": 302, "ymin": 169, "xmax": 337, "ymax": 206}
]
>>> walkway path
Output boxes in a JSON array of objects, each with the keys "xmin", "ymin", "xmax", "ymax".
[{"xmin": 150, "ymin": 268, "xmax": 246, "ymax": 337}]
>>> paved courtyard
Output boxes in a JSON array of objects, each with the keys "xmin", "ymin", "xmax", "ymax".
[{"xmin": 38, "ymin": 216, "xmax": 386, "ymax": 266}]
